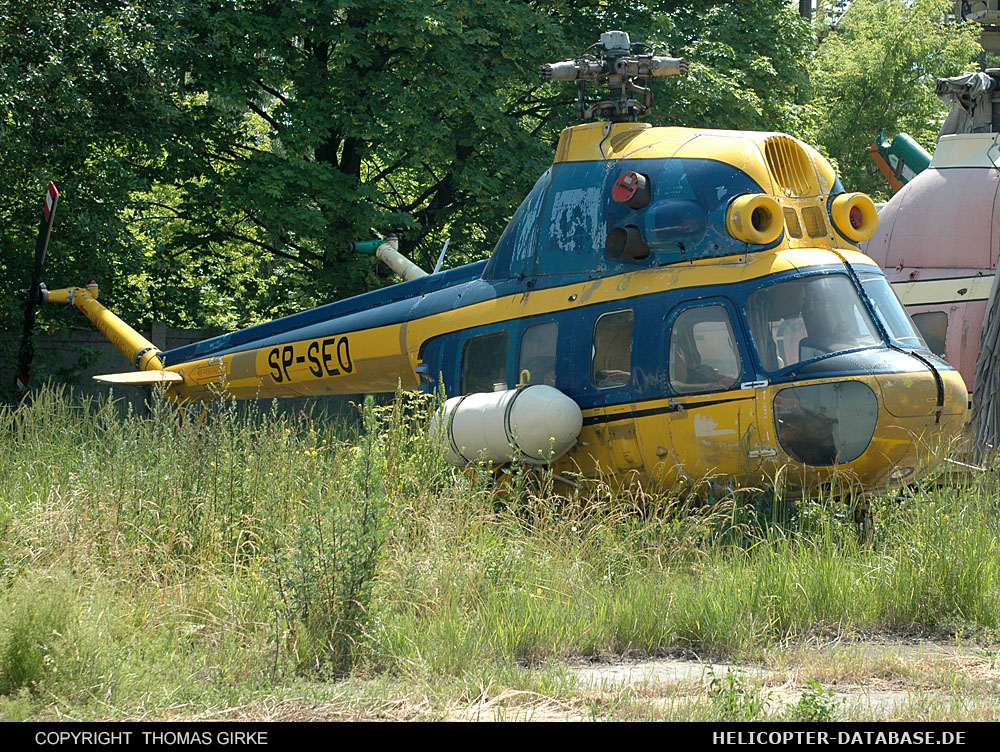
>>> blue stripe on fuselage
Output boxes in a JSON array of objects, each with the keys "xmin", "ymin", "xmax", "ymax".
[
  {"xmin": 162, "ymin": 258, "xmax": 948, "ymax": 414},
  {"xmin": 161, "ymin": 260, "xmax": 488, "ymax": 366},
  {"xmin": 415, "ymin": 265, "xmax": 947, "ymax": 413},
  {"xmin": 162, "ymin": 259, "xmax": 653, "ymax": 366}
]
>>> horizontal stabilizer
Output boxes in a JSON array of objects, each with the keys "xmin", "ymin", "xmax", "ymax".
[{"xmin": 93, "ymin": 370, "xmax": 184, "ymax": 385}]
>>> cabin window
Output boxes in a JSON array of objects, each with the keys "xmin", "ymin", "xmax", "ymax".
[
  {"xmin": 669, "ymin": 306, "xmax": 742, "ymax": 394},
  {"xmin": 911, "ymin": 311, "xmax": 948, "ymax": 358},
  {"xmin": 592, "ymin": 310, "xmax": 633, "ymax": 388},
  {"xmin": 858, "ymin": 273, "xmax": 928, "ymax": 350},
  {"xmin": 519, "ymin": 322, "xmax": 558, "ymax": 386},
  {"xmin": 461, "ymin": 331, "xmax": 509, "ymax": 394},
  {"xmin": 746, "ymin": 274, "xmax": 880, "ymax": 372}
]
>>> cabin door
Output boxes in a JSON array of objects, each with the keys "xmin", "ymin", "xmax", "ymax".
[
  {"xmin": 590, "ymin": 309, "xmax": 646, "ymax": 478},
  {"xmin": 660, "ymin": 299, "xmax": 761, "ymax": 488}
]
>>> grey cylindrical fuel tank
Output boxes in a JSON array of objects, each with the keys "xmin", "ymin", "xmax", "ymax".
[{"xmin": 430, "ymin": 385, "xmax": 583, "ymax": 466}]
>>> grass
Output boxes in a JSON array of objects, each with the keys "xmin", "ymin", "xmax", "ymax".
[{"xmin": 0, "ymin": 386, "xmax": 998, "ymax": 720}]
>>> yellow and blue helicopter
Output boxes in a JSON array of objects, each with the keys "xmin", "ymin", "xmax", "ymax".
[{"xmin": 26, "ymin": 32, "xmax": 967, "ymax": 494}]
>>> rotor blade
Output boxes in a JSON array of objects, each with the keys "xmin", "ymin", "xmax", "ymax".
[
  {"xmin": 15, "ymin": 182, "xmax": 60, "ymax": 394},
  {"xmin": 93, "ymin": 370, "xmax": 184, "ymax": 385},
  {"xmin": 33, "ymin": 182, "xmax": 59, "ymax": 282}
]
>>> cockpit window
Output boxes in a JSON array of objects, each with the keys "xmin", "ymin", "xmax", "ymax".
[
  {"xmin": 857, "ymin": 272, "xmax": 928, "ymax": 350},
  {"xmin": 746, "ymin": 274, "xmax": 881, "ymax": 372},
  {"xmin": 669, "ymin": 305, "xmax": 742, "ymax": 394}
]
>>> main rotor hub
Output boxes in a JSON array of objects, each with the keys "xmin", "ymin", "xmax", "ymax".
[{"xmin": 539, "ymin": 31, "xmax": 689, "ymax": 122}]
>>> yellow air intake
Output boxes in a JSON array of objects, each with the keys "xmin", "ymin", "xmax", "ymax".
[
  {"xmin": 726, "ymin": 194, "xmax": 783, "ymax": 245},
  {"xmin": 830, "ymin": 192, "xmax": 878, "ymax": 243}
]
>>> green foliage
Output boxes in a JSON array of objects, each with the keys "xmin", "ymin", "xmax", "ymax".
[
  {"xmin": 810, "ymin": 0, "xmax": 981, "ymax": 195},
  {"xmin": 1, "ymin": 0, "xmax": 818, "ymax": 346},
  {"xmin": 0, "ymin": 688, "xmax": 35, "ymax": 722},
  {"xmin": 0, "ymin": 1, "xmax": 181, "ymax": 325},
  {"xmin": 270, "ymin": 491, "xmax": 384, "ymax": 675},
  {"xmin": 0, "ymin": 0, "xmax": 983, "ymax": 357},
  {"xmin": 0, "ymin": 573, "xmax": 110, "ymax": 699},
  {"xmin": 268, "ymin": 398, "xmax": 390, "ymax": 674},
  {"xmin": 652, "ymin": 1, "xmax": 815, "ymax": 135},
  {"xmin": 790, "ymin": 677, "xmax": 843, "ymax": 721},
  {"xmin": 0, "ymin": 577, "xmax": 76, "ymax": 694},
  {"xmin": 152, "ymin": 0, "xmax": 559, "ymax": 311},
  {"xmin": 707, "ymin": 663, "xmax": 772, "ymax": 721}
]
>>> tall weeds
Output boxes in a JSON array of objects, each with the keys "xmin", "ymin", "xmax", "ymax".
[{"xmin": 0, "ymin": 387, "xmax": 998, "ymax": 718}]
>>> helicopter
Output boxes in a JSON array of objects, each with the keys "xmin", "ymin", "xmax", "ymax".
[
  {"xmin": 23, "ymin": 31, "xmax": 968, "ymax": 495},
  {"xmin": 863, "ymin": 70, "xmax": 1000, "ymax": 455},
  {"xmin": 864, "ymin": 72, "xmax": 1000, "ymax": 396}
]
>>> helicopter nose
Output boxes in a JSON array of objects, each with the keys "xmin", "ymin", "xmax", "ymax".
[
  {"xmin": 769, "ymin": 360, "xmax": 967, "ymax": 488},
  {"xmin": 871, "ymin": 356, "xmax": 968, "ymax": 476},
  {"xmin": 773, "ymin": 381, "xmax": 880, "ymax": 466},
  {"xmin": 875, "ymin": 354, "xmax": 967, "ymax": 421}
]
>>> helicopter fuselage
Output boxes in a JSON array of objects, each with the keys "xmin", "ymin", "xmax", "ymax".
[{"xmin": 48, "ymin": 121, "xmax": 968, "ymax": 492}]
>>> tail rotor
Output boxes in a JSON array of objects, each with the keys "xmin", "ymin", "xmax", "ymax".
[{"xmin": 14, "ymin": 181, "xmax": 60, "ymax": 396}]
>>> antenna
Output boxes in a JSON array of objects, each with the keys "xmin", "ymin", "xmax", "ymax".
[
  {"xmin": 432, "ymin": 238, "xmax": 450, "ymax": 274},
  {"xmin": 539, "ymin": 31, "xmax": 689, "ymax": 122}
]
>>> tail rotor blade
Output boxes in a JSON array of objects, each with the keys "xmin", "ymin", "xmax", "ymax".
[{"xmin": 15, "ymin": 182, "xmax": 60, "ymax": 395}]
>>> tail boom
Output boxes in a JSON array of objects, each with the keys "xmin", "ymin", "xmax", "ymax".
[{"xmin": 44, "ymin": 284, "xmax": 167, "ymax": 372}]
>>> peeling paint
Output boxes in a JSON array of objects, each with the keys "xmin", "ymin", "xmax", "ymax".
[
  {"xmin": 550, "ymin": 186, "xmax": 603, "ymax": 255},
  {"xmin": 693, "ymin": 413, "xmax": 737, "ymax": 438},
  {"xmin": 512, "ymin": 176, "xmax": 548, "ymax": 263}
]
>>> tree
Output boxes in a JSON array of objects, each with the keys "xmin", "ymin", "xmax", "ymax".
[
  {"xmin": 136, "ymin": 0, "xmax": 575, "ymax": 317},
  {"xmin": 648, "ymin": 1, "xmax": 815, "ymax": 136},
  {"xmin": 150, "ymin": 0, "xmax": 817, "ymax": 312},
  {"xmin": 0, "ymin": 1, "xmax": 181, "ymax": 326},
  {"xmin": 810, "ymin": 0, "xmax": 981, "ymax": 196},
  {"xmin": 0, "ymin": 1, "xmax": 200, "ymax": 400},
  {"xmin": 1, "ymin": 1, "xmax": 818, "ymax": 342}
]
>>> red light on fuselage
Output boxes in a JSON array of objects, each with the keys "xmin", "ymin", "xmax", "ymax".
[{"xmin": 612, "ymin": 171, "xmax": 650, "ymax": 209}]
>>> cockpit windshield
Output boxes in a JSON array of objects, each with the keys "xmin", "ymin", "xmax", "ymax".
[
  {"xmin": 857, "ymin": 271, "xmax": 928, "ymax": 350},
  {"xmin": 746, "ymin": 274, "xmax": 881, "ymax": 372}
]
